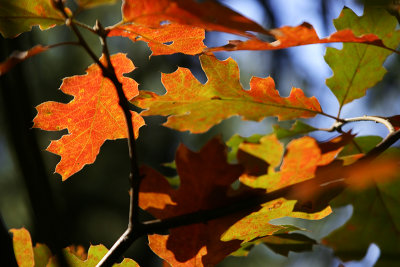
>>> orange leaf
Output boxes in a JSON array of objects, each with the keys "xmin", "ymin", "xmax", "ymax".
[
  {"xmin": 206, "ymin": 22, "xmax": 390, "ymax": 52},
  {"xmin": 108, "ymin": 23, "xmax": 205, "ymax": 56},
  {"xmin": 140, "ymin": 138, "xmax": 261, "ymax": 266},
  {"xmin": 0, "ymin": 45, "xmax": 49, "ymax": 75},
  {"xmin": 121, "ymin": 0, "xmax": 269, "ymax": 37},
  {"xmin": 33, "ymin": 53, "xmax": 144, "ymax": 180}
]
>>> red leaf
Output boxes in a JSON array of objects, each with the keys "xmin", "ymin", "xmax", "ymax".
[
  {"xmin": 33, "ymin": 54, "xmax": 144, "ymax": 180},
  {"xmin": 121, "ymin": 0, "xmax": 269, "ymax": 37},
  {"xmin": 206, "ymin": 22, "xmax": 391, "ymax": 52},
  {"xmin": 140, "ymin": 138, "xmax": 260, "ymax": 266}
]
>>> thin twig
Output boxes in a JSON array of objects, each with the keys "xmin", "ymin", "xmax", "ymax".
[
  {"xmin": 94, "ymin": 21, "xmax": 143, "ymax": 267},
  {"xmin": 52, "ymin": 1, "xmax": 142, "ymax": 266},
  {"xmin": 319, "ymin": 115, "xmax": 396, "ymax": 134}
]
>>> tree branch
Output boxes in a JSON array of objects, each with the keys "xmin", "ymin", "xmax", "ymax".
[
  {"xmin": 94, "ymin": 21, "xmax": 143, "ymax": 267},
  {"xmin": 52, "ymin": 1, "xmax": 143, "ymax": 266}
]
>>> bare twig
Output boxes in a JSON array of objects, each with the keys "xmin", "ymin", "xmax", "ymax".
[
  {"xmin": 320, "ymin": 115, "xmax": 396, "ymax": 134},
  {"xmin": 94, "ymin": 21, "xmax": 143, "ymax": 267},
  {"xmin": 52, "ymin": 1, "xmax": 143, "ymax": 266}
]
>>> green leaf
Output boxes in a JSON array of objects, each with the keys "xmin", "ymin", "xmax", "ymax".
[
  {"xmin": 338, "ymin": 135, "xmax": 382, "ymax": 156},
  {"xmin": 325, "ymin": 179, "xmax": 400, "ymax": 264},
  {"xmin": 325, "ymin": 139, "xmax": 400, "ymax": 264},
  {"xmin": 221, "ymin": 198, "xmax": 330, "ymax": 243},
  {"xmin": 261, "ymin": 233, "xmax": 317, "ymax": 256},
  {"xmin": 0, "ymin": 0, "xmax": 64, "ymax": 38},
  {"xmin": 273, "ymin": 121, "xmax": 317, "ymax": 139},
  {"xmin": 226, "ymin": 134, "xmax": 263, "ymax": 163},
  {"xmin": 132, "ymin": 54, "xmax": 322, "ymax": 133},
  {"xmin": 325, "ymin": 7, "xmax": 400, "ymax": 111},
  {"xmin": 33, "ymin": 243, "xmax": 52, "ymax": 267}
]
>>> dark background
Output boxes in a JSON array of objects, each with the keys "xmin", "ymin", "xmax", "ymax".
[{"xmin": 1, "ymin": 0, "xmax": 400, "ymax": 266}]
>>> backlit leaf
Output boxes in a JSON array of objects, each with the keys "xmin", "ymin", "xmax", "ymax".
[
  {"xmin": 206, "ymin": 22, "xmax": 390, "ymax": 53},
  {"xmin": 239, "ymin": 135, "xmax": 350, "ymax": 191},
  {"xmin": 58, "ymin": 244, "xmax": 139, "ymax": 266},
  {"xmin": 120, "ymin": 0, "xmax": 269, "ymax": 37},
  {"xmin": 11, "ymin": 228, "xmax": 139, "ymax": 266},
  {"xmin": 140, "ymin": 138, "xmax": 258, "ymax": 266},
  {"xmin": 0, "ymin": 0, "xmax": 64, "ymax": 38},
  {"xmin": 325, "ymin": 7, "xmax": 400, "ymax": 110},
  {"xmin": 132, "ymin": 54, "xmax": 322, "ymax": 133},
  {"xmin": 108, "ymin": 23, "xmax": 205, "ymax": 56},
  {"xmin": 221, "ymin": 198, "xmax": 330, "ymax": 243},
  {"xmin": 10, "ymin": 228, "xmax": 35, "ymax": 267},
  {"xmin": 33, "ymin": 53, "xmax": 144, "ymax": 180}
]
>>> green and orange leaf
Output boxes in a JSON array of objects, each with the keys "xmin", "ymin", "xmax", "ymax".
[
  {"xmin": 220, "ymin": 134, "xmax": 355, "ymax": 243},
  {"xmin": 33, "ymin": 53, "xmax": 144, "ymax": 180},
  {"xmin": 10, "ymin": 228, "xmax": 35, "ymax": 267},
  {"xmin": 238, "ymin": 134, "xmax": 354, "ymax": 191},
  {"xmin": 0, "ymin": 0, "xmax": 64, "ymax": 38},
  {"xmin": 132, "ymin": 54, "xmax": 322, "ymax": 133},
  {"xmin": 10, "ymin": 228, "xmax": 139, "ymax": 266}
]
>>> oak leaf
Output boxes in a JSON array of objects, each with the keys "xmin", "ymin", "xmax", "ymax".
[
  {"xmin": 0, "ymin": 0, "xmax": 64, "ymax": 38},
  {"xmin": 206, "ymin": 22, "xmax": 389, "ymax": 53},
  {"xmin": 139, "ymin": 138, "xmax": 263, "ymax": 266},
  {"xmin": 108, "ymin": 23, "xmax": 205, "ymax": 56},
  {"xmin": 10, "ymin": 228, "xmax": 139, "ymax": 266},
  {"xmin": 120, "ymin": 0, "xmax": 269, "ymax": 37},
  {"xmin": 33, "ymin": 53, "xmax": 144, "ymax": 180},
  {"xmin": 132, "ymin": 54, "xmax": 322, "ymax": 133},
  {"xmin": 325, "ymin": 7, "xmax": 400, "ymax": 110}
]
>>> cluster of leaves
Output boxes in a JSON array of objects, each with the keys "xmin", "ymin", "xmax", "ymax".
[{"xmin": 2, "ymin": 0, "xmax": 400, "ymax": 266}]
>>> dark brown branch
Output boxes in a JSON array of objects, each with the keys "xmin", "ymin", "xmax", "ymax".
[
  {"xmin": 52, "ymin": 1, "xmax": 142, "ymax": 266},
  {"xmin": 95, "ymin": 21, "xmax": 143, "ymax": 267}
]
